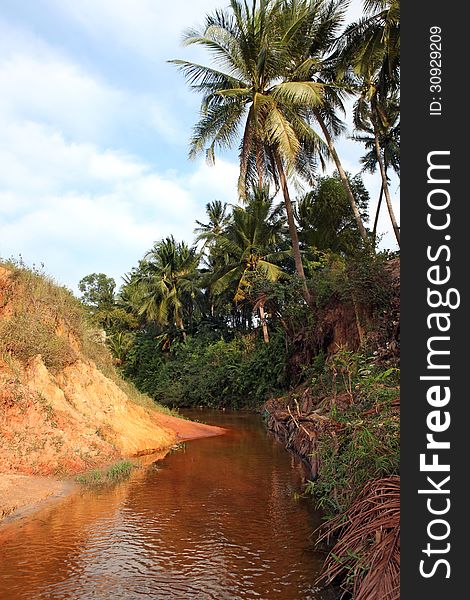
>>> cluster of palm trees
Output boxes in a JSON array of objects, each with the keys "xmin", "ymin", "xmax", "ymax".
[
  {"xmin": 170, "ymin": 0, "xmax": 400, "ymax": 306},
  {"xmin": 96, "ymin": 0, "xmax": 399, "ymax": 351},
  {"xmin": 120, "ymin": 190, "xmax": 285, "ymax": 344},
  {"xmin": 118, "ymin": 175, "xmax": 366, "ymax": 347}
]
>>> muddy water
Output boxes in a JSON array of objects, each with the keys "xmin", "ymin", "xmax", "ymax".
[{"xmin": 0, "ymin": 411, "xmax": 333, "ymax": 600}]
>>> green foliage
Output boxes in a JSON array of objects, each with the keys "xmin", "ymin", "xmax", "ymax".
[
  {"xmin": 124, "ymin": 330, "xmax": 288, "ymax": 410},
  {"xmin": 121, "ymin": 236, "xmax": 200, "ymax": 332},
  {"xmin": 78, "ymin": 273, "xmax": 116, "ymax": 309},
  {"xmin": 170, "ymin": 0, "xmax": 337, "ymax": 190},
  {"xmin": 76, "ymin": 469, "xmax": 103, "ymax": 486},
  {"xmin": 297, "ymin": 174, "xmax": 370, "ymax": 255},
  {"xmin": 309, "ymin": 249, "xmax": 393, "ymax": 315},
  {"xmin": 309, "ymin": 252, "xmax": 348, "ymax": 306},
  {"xmin": 304, "ymin": 353, "xmax": 400, "ymax": 515},
  {"xmin": 195, "ymin": 200, "xmax": 231, "ymax": 245},
  {"xmin": 308, "ymin": 415, "xmax": 399, "ymax": 515},
  {"xmin": 106, "ymin": 460, "xmax": 134, "ymax": 482},
  {"xmin": 210, "ymin": 189, "xmax": 288, "ymax": 302},
  {"xmin": 343, "ymin": 249, "xmax": 393, "ymax": 314}
]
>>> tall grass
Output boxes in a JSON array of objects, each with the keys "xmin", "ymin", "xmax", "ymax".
[
  {"xmin": 0, "ymin": 260, "xmax": 86, "ymax": 371},
  {"xmin": 76, "ymin": 460, "xmax": 135, "ymax": 485}
]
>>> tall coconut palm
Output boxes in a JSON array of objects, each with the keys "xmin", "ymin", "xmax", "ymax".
[
  {"xmin": 353, "ymin": 93, "xmax": 399, "ymax": 244},
  {"xmin": 128, "ymin": 236, "xmax": 200, "ymax": 337},
  {"xmin": 195, "ymin": 200, "xmax": 232, "ymax": 247},
  {"xmin": 211, "ymin": 189, "xmax": 287, "ymax": 342},
  {"xmin": 274, "ymin": 0, "xmax": 372, "ymax": 245},
  {"xmin": 170, "ymin": 0, "xmax": 368, "ymax": 304},
  {"xmin": 333, "ymin": 0, "xmax": 400, "ymax": 245},
  {"xmin": 333, "ymin": 0, "xmax": 399, "ymax": 95}
]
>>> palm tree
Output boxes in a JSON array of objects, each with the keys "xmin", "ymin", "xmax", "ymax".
[
  {"xmin": 211, "ymin": 189, "xmax": 287, "ymax": 342},
  {"xmin": 170, "ymin": 0, "xmax": 369, "ymax": 304},
  {"xmin": 195, "ymin": 200, "xmax": 232, "ymax": 247},
  {"xmin": 353, "ymin": 93, "xmax": 399, "ymax": 244},
  {"xmin": 333, "ymin": 0, "xmax": 399, "ymax": 94},
  {"xmin": 128, "ymin": 236, "xmax": 200, "ymax": 337},
  {"xmin": 333, "ymin": 0, "xmax": 400, "ymax": 245}
]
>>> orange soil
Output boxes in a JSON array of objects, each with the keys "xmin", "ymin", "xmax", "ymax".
[
  {"xmin": 0, "ymin": 412, "xmax": 226, "ymax": 527},
  {"xmin": 0, "ymin": 264, "xmax": 225, "ymax": 523},
  {"xmin": 0, "ymin": 474, "xmax": 72, "ymax": 522},
  {"xmin": 154, "ymin": 413, "xmax": 226, "ymax": 442}
]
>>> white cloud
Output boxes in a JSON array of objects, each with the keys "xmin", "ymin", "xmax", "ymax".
[
  {"xmin": 48, "ymin": 0, "xmax": 367, "ymax": 63},
  {"xmin": 46, "ymin": 0, "xmax": 232, "ymax": 61},
  {"xmin": 0, "ymin": 19, "xmax": 181, "ymax": 146},
  {"xmin": 188, "ymin": 159, "xmax": 240, "ymax": 203},
  {"xmin": 0, "ymin": 114, "xmax": 239, "ymax": 290},
  {"xmin": 0, "ymin": 119, "xmax": 144, "ymax": 195},
  {"xmin": 0, "ymin": 15, "xmax": 242, "ymax": 291},
  {"xmin": 0, "ymin": 0, "xmax": 399, "ymax": 296}
]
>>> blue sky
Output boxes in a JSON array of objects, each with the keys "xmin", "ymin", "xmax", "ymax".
[{"xmin": 0, "ymin": 0, "xmax": 399, "ymax": 293}]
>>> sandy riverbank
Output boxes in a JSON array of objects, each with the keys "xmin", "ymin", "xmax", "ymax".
[
  {"xmin": 0, "ymin": 416, "xmax": 226, "ymax": 528},
  {"xmin": 0, "ymin": 473, "xmax": 74, "ymax": 524}
]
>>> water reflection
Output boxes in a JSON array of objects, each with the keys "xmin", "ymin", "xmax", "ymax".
[{"xmin": 0, "ymin": 411, "xmax": 332, "ymax": 599}]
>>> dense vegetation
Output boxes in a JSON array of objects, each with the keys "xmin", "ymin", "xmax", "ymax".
[
  {"xmin": 78, "ymin": 177, "xmax": 396, "ymax": 408},
  {"xmin": 1, "ymin": 1, "xmax": 399, "ymax": 598}
]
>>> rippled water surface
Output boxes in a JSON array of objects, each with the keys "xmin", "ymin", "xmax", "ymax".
[{"xmin": 0, "ymin": 411, "xmax": 333, "ymax": 599}]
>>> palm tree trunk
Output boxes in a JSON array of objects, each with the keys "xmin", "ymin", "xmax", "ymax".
[
  {"xmin": 273, "ymin": 151, "xmax": 312, "ymax": 306},
  {"xmin": 372, "ymin": 184, "xmax": 384, "ymax": 245},
  {"xmin": 259, "ymin": 303, "xmax": 269, "ymax": 344},
  {"xmin": 176, "ymin": 315, "xmax": 186, "ymax": 341},
  {"xmin": 256, "ymin": 140, "xmax": 264, "ymax": 190},
  {"xmin": 373, "ymin": 132, "xmax": 400, "ymax": 246},
  {"xmin": 314, "ymin": 110, "xmax": 369, "ymax": 244}
]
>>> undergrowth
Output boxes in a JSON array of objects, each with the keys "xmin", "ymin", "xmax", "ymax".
[
  {"xmin": 304, "ymin": 350, "xmax": 400, "ymax": 516},
  {"xmin": 124, "ymin": 330, "xmax": 288, "ymax": 410}
]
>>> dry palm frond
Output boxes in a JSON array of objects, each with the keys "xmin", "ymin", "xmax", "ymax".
[{"xmin": 317, "ymin": 475, "xmax": 400, "ymax": 600}]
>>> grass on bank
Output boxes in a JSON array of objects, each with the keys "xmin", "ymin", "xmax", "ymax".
[
  {"xmin": 303, "ymin": 350, "xmax": 400, "ymax": 515},
  {"xmin": 75, "ymin": 460, "xmax": 135, "ymax": 486},
  {"xmin": 0, "ymin": 259, "xmax": 179, "ymax": 418}
]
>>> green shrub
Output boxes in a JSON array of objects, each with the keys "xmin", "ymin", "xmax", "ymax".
[
  {"xmin": 307, "ymin": 416, "xmax": 400, "ymax": 515},
  {"xmin": 123, "ymin": 330, "xmax": 288, "ymax": 410},
  {"xmin": 76, "ymin": 469, "xmax": 103, "ymax": 485},
  {"xmin": 106, "ymin": 460, "xmax": 134, "ymax": 482}
]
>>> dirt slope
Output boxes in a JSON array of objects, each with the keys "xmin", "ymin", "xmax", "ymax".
[{"xmin": 0, "ymin": 264, "xmax": 224, "ymax": 479}]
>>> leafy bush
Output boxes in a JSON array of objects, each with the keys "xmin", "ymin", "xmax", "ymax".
[
  {"xmin": 123, "ymin": 330, "xmax": 288, "ymax": 410},
  {"xmin": 308, "ymin": 415, "xmax": 400, "ymax": 515},
  {"xmin": 309, "ymin": 250, "xmax": 393, "ymax": 314}
]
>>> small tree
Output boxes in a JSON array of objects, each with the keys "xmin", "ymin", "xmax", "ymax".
[
  {"xmin": 78, "ymin": 273, "xmax": 116, "ymax": 309},
  {"xmin": 296, "ymin": 174, "xmax": 369, "ymax": 256}
]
